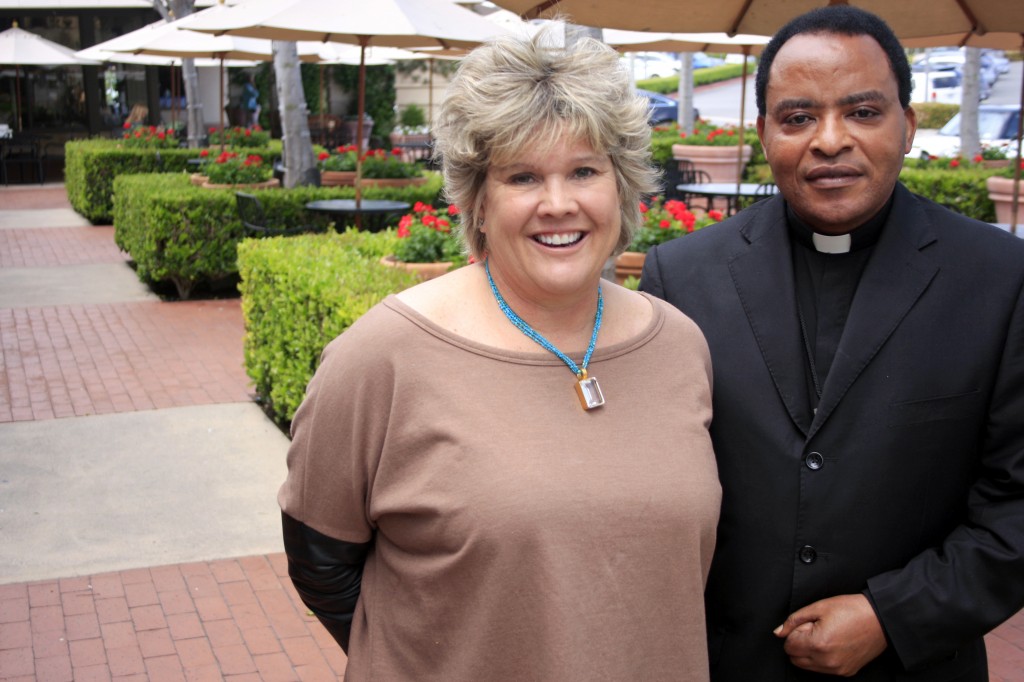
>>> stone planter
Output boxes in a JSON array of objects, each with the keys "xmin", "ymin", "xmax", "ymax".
[
  {"xmin": 389, "ymin": 133, "xmax": 431, "ymax": 147},
  {"xmin": 379, "ymin": 255, "xmax": 453, "ymax": 281},
  {"xmin": 614, "ymin": 251, "xmax": 646, "ymax": 285},
  {"xmin": 199, "ymin": 178, "xmax": 279, "ymax": 190},
  {"xmin": 673, "ymin": 143, "xmax": 753, "ymax": 184},
  {"xmin": 190, "ymin": 172, "xmax": 206, "ymax": 187},
  {"xmin": 986, "ymin": 176, "xmax": 1022, "ymax": 224}
]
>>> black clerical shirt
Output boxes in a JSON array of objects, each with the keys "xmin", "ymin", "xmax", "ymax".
[{"xmin": 788, "ymin": 195, "xmax": 893, "ymax": 413}]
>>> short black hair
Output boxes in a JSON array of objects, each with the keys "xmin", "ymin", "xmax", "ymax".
[{"xmin": 755, "ymin": 5, "xmax": 911, "ymax": 116}]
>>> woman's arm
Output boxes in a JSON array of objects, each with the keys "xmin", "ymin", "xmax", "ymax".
[{"xmin": 282, "ymin": 511, "xmax": 372, "ymax": 652}]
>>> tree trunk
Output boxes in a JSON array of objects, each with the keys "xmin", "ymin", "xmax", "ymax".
[
  {"xmin": 678, "ymin": 53, "xmax": 695, "ymax": 132},
  {"xmin": 154, "ymin": 0, "xmax": 203, "ymax": 147},
  {"xmin": 960, "ymin": 48, "xmax": 981, "ymax": 161},
  {"xmin": 273, "ymin": 40, "xmax": 317, "ymax": 187}
]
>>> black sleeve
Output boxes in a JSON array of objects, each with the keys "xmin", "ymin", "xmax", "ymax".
[{"xmin": 281, "ymin": 511, "xmax": 372, "ymax": 652}]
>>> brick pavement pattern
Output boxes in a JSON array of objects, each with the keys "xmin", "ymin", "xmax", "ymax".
[{"xmin": 1, "ymin": 184, "xmax": 1022, "ymax": 680}]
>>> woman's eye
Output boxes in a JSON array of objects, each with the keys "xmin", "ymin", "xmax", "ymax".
[
  {"xmin": 574, "ymin": 166, "xmax": 597, "ymax": 179},
  {"xmin": 509, "ymin": 173, "xmax": 535, "ymax": 185}
]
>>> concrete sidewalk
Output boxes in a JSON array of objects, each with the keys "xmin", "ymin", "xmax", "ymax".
[
  {"xmin": 1, "ymin": 184, "xmax": 1022, "ymax": 681},
  {"xmin": 0, "ymin": 184, "xmax": 346, "ymax": 679}
]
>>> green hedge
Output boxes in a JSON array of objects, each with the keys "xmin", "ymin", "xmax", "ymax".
[
  {"xmin": 112, "ymin": 172, "xmax": 444, "ymax": 299},
  {"xmin": 638, "ymin": 63, "xmax": 750, "ymax": 95},
  {"xmin": 237, "ymin": 230, "xmax": 418, "ymax": 423},
  {"xmin": 65, "ymin": 139, "xmax": 282, "ymax": 224},
  {"xmin": 899, "ymin": 164, "xmax": 1000, "ymax": 222},
  {"xmin": 913, "ymin": 102, "xmax": 959, "ymax": 130}
]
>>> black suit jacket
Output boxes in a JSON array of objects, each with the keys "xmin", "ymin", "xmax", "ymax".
[{"xmin": 642, "ymin": 184, "xmax": 1024, "ymax": 681}]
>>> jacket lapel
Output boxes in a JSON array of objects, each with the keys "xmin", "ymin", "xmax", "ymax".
[
  {"xmin": 728, "ymin": 196, "xmax": 813, "ymax": 436},
  {"xmin": 808, "ymin": 185, "xmax": 939, "ymax": 439}
]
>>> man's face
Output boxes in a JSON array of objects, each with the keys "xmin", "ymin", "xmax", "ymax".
[{"xmin": 756, "ymin": 33, "xmax": 916, "ymax": 235}]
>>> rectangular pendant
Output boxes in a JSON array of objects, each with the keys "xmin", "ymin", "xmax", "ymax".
[{"xmin": 575, "ymin": 375, "xmax": 605, "ymax": 410}]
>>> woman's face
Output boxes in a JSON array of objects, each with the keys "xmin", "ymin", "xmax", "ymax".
[{"xmin": 480, "ymin": 135, "xmax": 621, "ymax": 308}]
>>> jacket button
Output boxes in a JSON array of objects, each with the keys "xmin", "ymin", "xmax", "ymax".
[
  {"xmin": 805, "ymin": 452, "xmax": 824, "ymax": 470},
  {"xmin": 798, "ymin": 545, "xmax": 817, "ymax": 564}
]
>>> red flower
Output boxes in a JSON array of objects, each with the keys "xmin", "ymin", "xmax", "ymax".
[
  {"xmin": 318, "ymin": 151, "xmax": 330, "ymax": 161},
  {"xmin": 639, "ymin": 201, "xmax": 649, "ymax": 213},
  {"xmin": 973, "ymin": 154, "xmax": 983, "ymax": 163},
  {"xmin": 391, "ymin": 148, "xmax": 402, "ymax": 156},
  {"xmin": 123, "ymin": 121, "xmax": 131, "ymax": 130},
  {"xmin": 949, "ymin": 159, "xmax": 960, "ymax": 168},
  {"xmin": 199, "ymin": 149, "xmax": 209, "ymax": 157},
  {"xmin": 659, "ymin": 219, "xmax": 671, "ymax": 229},
  {"xmin": 708, "ymin": 210, "xmax": 724, "ymax": 221},
  {"xmin": 209, "ymin": 127, "xmax": 217, "ymax": 134},
  {"xmin": 244, "ymin": 129, "xmax": 252, "ymax": 136},
  {"xmin": 157, "ymin": 132, "xmax": 165, "ymax": 140},
  {"xmin": 447, "ymin": 205, "xmax": 460, "ymax": 216}
]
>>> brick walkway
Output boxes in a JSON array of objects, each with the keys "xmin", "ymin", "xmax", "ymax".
[
  {"xmin": 0, "ymin": 185, "xmax": 345, "ymax": 680},
  {"xmin": 0, "ymin": 185, "xmax": 1022, "ymax": 680}
]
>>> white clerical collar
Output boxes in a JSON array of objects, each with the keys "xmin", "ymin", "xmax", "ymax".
[{"xmin": 812, "ymin": 232, "xmax": 852, "ymax": 254}]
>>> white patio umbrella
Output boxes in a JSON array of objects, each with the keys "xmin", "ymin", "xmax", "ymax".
[
  {"xmin": 91, "ymin": 17, "xmax": 328, "ymax": 147},
  {"xmin": 491, "ymin": 0, "xmax": 1024, "ymax": 40},
  {"xmin": 179, "ymin": 0, "xmax": 511, "ymax": 203},
  {"xmin": 0, "ymin": 22, "xmax": 98, "ymax": 130}
]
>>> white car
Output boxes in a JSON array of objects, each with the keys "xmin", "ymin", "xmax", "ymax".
[{"xmin": 908, "ymin": 104, "xmax": 1021, "ymax": 159}]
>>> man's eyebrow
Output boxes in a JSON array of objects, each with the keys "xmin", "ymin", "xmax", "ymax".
[
  {"xmin": 771, "ymin": 90, "xmax": 889, "ymax": 117},
  {"xmin": 837, "ymin": 89, "xmax": 887, "ymax": 107},
  {"xmin": 771, "ymin": 98, "xmax": 816, "ymax": 117}
]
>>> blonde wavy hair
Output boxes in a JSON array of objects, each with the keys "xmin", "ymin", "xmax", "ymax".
[{"xmin": 432, "ymin": 26, "xmax": 659, "ymax": 259}]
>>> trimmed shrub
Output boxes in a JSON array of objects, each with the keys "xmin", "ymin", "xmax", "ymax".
[
  {"xmin": 638, "ymin": 63, "xmax": 750, "ymax": 95},
  {"xmin": 912, "ymin": 102, "xmax": 959, "ymax": 130},
  {"xmin": 237, "ymin": 230, "xmax": 417, "ymax": 423},
  {"xmin": 899, "ymin": 164, "xmax": 999, "ymax": 222},
  {"xmin": 112, "ymin": 172, "xmax": 444, "ymax": 299},
  {"xmin": 65, "ymin": 139, "xmax": 282, "ymax": 224}
]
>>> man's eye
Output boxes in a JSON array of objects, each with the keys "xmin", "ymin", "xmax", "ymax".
[
  {"xmin": 785, "ymin": 114, "xmax": 811, "ymax": 126},
  {"xmin": 851, "ymin": 108, "xmax": 878, "ymax": 119}
]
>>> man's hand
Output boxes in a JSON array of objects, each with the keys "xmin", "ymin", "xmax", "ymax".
[{"xmin": 773, "ymin": 594, "xmax": 888, "ymax": 677}]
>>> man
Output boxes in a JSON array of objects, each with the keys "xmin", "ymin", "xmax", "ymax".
[{"xmin": 642, "ymin": 6, "xmax": 1024, "ymax": 681}]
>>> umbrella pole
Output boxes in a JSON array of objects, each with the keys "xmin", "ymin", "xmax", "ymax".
[
  {"xmin": 428, "ymin": 58, "xmax": 434, "ymax": 129},
  {"xmin": 1010, "ymin": 41, "xmax": 1022, "ymax": 235},
  {"xmin": 355, "ymin": 37, "xmax": 368, "ymax": 226},
  {"xmin": 219, "ymin": 57, "xmax": 226, "ymax": 153},
  {"xmin": 319, "ymin": 63, "xmax": 326, "ymax": 147},
  {"xmin": 735, "ymin": 46, "xmax": 750, "ymax": 199},
  {"xmin": 15, "ymin": 64, "xmax": 22, "ymax": 132}
]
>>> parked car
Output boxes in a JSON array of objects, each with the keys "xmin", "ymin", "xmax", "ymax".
[
  {"xmin": 638, "ymin": 89, "xmax": 699, "ymax": 125},
  {"xmin": 908, "ymin": 104, "xmax": 1021, "ymax": 159},
  {"xmin": 911, "ymin": 69, "xmax": 962, "ymax": 105},
  {"xmin": 623, "ymin": 51, "xmax": 726, "ymax": 81},
  {"xmin": 623, "ymin": 52, "xmax": 679, "ymax": 81}
]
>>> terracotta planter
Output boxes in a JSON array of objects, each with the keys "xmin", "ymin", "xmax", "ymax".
[
  {"xmin": 614, "ymin": 251, "xmax": 646, "ymax": 285},
  {"xmin": 199, "ymin": 178, "xmax": 279, "ymax": 190},
  {"xmin": 359, "ymin": 176, "xmax": 428, "ymax": 188},
  {"xmin": 379, "ymin": 255, "xmax": 453, "ymax": 281},
  {"xmin": 320, "ymin": 170, "xmax": 357, "ymax": 186},
  {"xmin": 986, "ymin": 176, "xmax": 1022, "ymax": 224},
  {"xmin": 320, "ymin": 172, "xmax": 427, "ymax": 188},
  {"xmin": 673, "ymin": 143, "xmax": 753, "ymax": 184}
]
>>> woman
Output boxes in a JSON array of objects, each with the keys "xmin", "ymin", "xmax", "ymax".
[{"xmin": 280, "ymin": 27, "xmax": 720, "ymax": 681}]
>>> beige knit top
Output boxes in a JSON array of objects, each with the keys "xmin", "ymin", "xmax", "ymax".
[{"xmin": 280, "ymin": 293, "xmax": 721, "ymax": 681}]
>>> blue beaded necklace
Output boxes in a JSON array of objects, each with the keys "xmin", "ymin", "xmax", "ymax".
[{"xmin": 484, "ymin": 257, "xmax": 606, "ymax": 410}]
